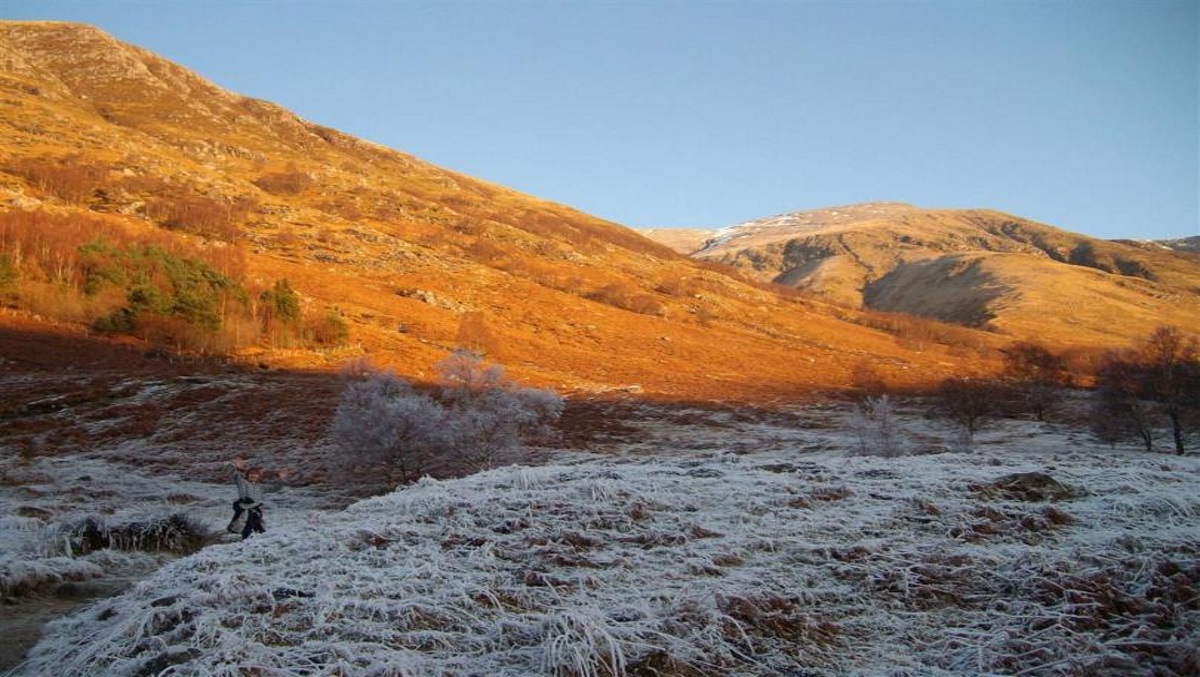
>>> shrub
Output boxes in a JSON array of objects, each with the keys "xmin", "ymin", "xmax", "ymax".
[
  {"xmin": 329, "ymin": 353, "xmax": 563, "ymax": 490},
  {"xmin": 62, "ymin": 513, "xmax": 212, "ymax": 556},
  {"xmin": 306, "ymin": 309, "xmax": 349, "ymax": 346},
  {"xmin": 588, "ymin": 282, "xmax": 667, "ymax": 316},
  {"xmin": 146, "ymin": 194, "xmax": 246, "ymax": 242},
  {"xmin": 9, "ymin": 156, "xmax": 105, "ymax": 203},
  {"xmin": 259, "ymin": 279, "xmax": 301, "ymax": 325},
  {"xmin": 656, "ymin": 276, "xmax": 700, "ymax": 297},
  {"xmin": 92, "ymin": 307, "xmax": 136, "ymax": 335},
  {"xmin": 934, "ymin": 378, "xmax": 1002, "ymax": 450},
  {"xmin": 849, "ymin": 395, "xmax": 904, "ymax": 457},
  {"xmin": 329, "ymin": 370, "xmax": 446, "ymax": 488},
  {"xmin": 79, "ymin": 242, "xmax": 248, "ymax": 346},
  {"xmin": 253, "ymin": 167, "xmax": 313, "ymax": 195},
  {"xmin": 437, "ymin": 350, "xmax": 564, "ymax": 468},
  {"xmin": 859, "ymin": 311, "xmax": 988, "ymax": 352}
]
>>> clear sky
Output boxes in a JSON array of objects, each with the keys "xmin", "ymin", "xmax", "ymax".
[{"xmin": 4, "ymin": 0, "xmax": 1197, "ymax": 239}]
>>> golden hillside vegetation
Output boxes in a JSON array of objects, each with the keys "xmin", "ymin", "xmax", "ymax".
[
  {"xmin": 647, "ymin": 203, "xmax": 1200, "ymax": 351},
  {"xmin": 0, "ymin": 21, "xmax": 1013, "ymax": 400}
]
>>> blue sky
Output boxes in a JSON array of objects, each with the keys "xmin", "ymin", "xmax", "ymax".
[{"xmin": 4, "ymin": 1, "xmax": 1197, "ymax": 239}]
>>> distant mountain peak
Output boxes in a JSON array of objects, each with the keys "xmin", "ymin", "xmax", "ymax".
[
  {"xmin": 695, "ymin": 202, "xmax": 920, "ymax": 255},
  {"xmin": 643, "ymin": 202, "xmax": 1200, "ymax": 347}
]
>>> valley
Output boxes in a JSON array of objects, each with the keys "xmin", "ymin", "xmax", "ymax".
[{"xmin": 1, "ymin": 20, "xmax": 1198, "ymax": 676}]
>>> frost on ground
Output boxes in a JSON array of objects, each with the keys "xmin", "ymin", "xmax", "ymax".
[
  {"xmin": 10, "ymin": 427, "xmax": 1199, "ymax": 676},
  {"xmin": 0, "ymin": 452, "xmax": 339, "ymax": 670}
]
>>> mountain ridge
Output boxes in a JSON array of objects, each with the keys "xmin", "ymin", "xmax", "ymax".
[
  {"xmin": 641, "ymin": 204, "xmax": 1200, "ymax": 348},
  {"xmin": 0, "ymin": 21, "xmax": 1000, "ymax": 400}
]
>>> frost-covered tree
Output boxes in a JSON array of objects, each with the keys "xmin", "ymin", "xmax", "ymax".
[
  {"xmin": 329, "ymin": 353, "xmax": 564, "ymax": 490},
  {"xmin": 437, "ymin": 350, "xmax": 565, "ymax": 469},
  {"xmin": 329, "ymin": 368, "xmax": 446, "ymax": 486},
  {"xmin": 850, "ymin": 395, "xmax": 904, "ymax": 457}
]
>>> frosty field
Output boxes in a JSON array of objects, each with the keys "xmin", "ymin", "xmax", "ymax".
[{"xmin": 2, "ymin": 397, "xmax": 1198, "ymax": 676}]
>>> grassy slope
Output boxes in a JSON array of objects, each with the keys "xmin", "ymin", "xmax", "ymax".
[
  {"xmin": 0, "ymin": 21, "xmax": 1000, "ymax": 399},
  {"xmin": 651, "ymin": 205, "xmax": 1200, "ymax": 350}
]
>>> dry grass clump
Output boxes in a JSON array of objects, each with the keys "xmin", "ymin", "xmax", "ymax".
[
  {"xmin": 61, "ymin": 513, "xmax": 213, "ymax": 556},
  {"xmin": 930, "ymin": 543, "xmax": 1200, "ymax": 675},
  {"xmin": 971, "ymin": 470, "xmax": 1078, "ymax": 502}
]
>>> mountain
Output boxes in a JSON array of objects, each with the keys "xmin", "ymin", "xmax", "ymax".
[
  {"xmin": 1147, "ymin": 236, "xmax": 1200, "ymax": 255},
  {"xmin": 642, "ymin": 203, "xmax": 1200, "ymax": 349},
  {"xmin": 0, "ymin": 21, "xmax": 995, "ymax": 400}
]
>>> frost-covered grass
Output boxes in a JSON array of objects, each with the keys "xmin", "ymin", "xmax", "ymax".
[
  {"xmin": 0, "ymin": 456, "xmax": 331, "ymax": 603},
  {"xmin": 11, "ymin": 435, "xmax": 1199, "ymax": 676}
]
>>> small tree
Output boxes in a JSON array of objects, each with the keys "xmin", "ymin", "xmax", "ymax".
[
  {"xmin": 328, "ymin": 368, "xmax": 446, "ymax": 487},
  {"xmin": 437, "ymin": 349, "xmax": 564, "ymax": 470},
  {"xmin": 329, "ymin": 353, "xmax": 564, "ymax": 491},
  {"xmin": 259, "ymin": 278, "xmax": 301, "ymax": 347},
  {"xmin": 934, "ymin": 378, "xmax": 999, "ymax": 451},
  {"xmin": 850, "ymin": 394, "xmax": 903, "ymax": 457},
  {"xmin": 1138, "ymin": 326, "xmax": 1199, "ymax": 455},
  {"xmin": 1091, "ymin": 327, "xmax": 1200, "ymax": 455},
  {"xmin": 1002, "ymin": 342, "xmax": 1070, "ymax": 421},
  {"xmin": 1090, "ymin": 356, "xmax": 1155, "ymax": 451}
]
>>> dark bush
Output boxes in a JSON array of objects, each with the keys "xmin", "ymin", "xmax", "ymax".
[
  {"xmin": 9, "ymin": 156, "xmax": 106, "ymax": 203},
  {"xmin": 65, "ymin": 513, "xmax": 213, "ymax": 556},
  {"xmin": 253, "ymin": 168, "xmax": 313, "ymax": 195},
  {"xmin": 588, "ymin": 282, "xmax": 667, "ymax": 316}
]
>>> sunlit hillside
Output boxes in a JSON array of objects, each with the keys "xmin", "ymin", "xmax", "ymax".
[
  {"xmin": 0, "ymin": 21, "xmax": 1008, "ymax": 400},
  {"xmin": 643, "ymin": 203, "xmax": 1200, "ymax": 351}
]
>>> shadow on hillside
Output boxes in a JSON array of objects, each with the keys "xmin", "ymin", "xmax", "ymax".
[{"xmin": 0, "ymin": 317, "xmax": 881, "ymax": 491}]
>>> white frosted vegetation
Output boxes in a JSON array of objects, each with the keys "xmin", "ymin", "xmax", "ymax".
[{"xmin": 13, "ymin": 438, "xmax": 1200, "ymax": 676}]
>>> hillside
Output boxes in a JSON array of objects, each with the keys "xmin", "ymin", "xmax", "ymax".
[
  {"xmin": 0, "ymin": 21, "xmax": 999, "ymax": 400},
  {"xmin": 642, "ymin": 204, "xmax": 1200, "ymax": 349}
]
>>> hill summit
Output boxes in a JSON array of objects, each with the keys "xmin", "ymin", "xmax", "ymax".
[{"xmin": 644, "ymin": 204, "xmax": 1200, "ymax": 348}]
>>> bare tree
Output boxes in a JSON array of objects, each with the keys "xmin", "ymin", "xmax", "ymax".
[
  {"xmin": 1137, "ymin": 326, "xmax": 1199, "ymax": 455},
  {"xmin": 934, "ymin": 378, "xmax": 1000, "ymax": 450},
  {"xmin": 1002, "ymin": 342, "xmax": 1070, "ymax": 421},
  {"xmin": 1092, "ymin": 354, "xmax": 1157, "ymax": 452},
  {"xmin": 1091, "ymin": 326, "xmax": 1200, "ymax": 455},
  {"xmin": 850, "ymin": 394, "xmax": 903, "ymax": 457}
]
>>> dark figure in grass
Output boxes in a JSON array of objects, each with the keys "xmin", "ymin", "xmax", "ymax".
[
  {"xmin": 227, "ymin": 463, "xmax": 266, "ymax": 540},
  {"xmin": 227, "ymin": 497, "xmax": 265, "ymax": 539}
]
